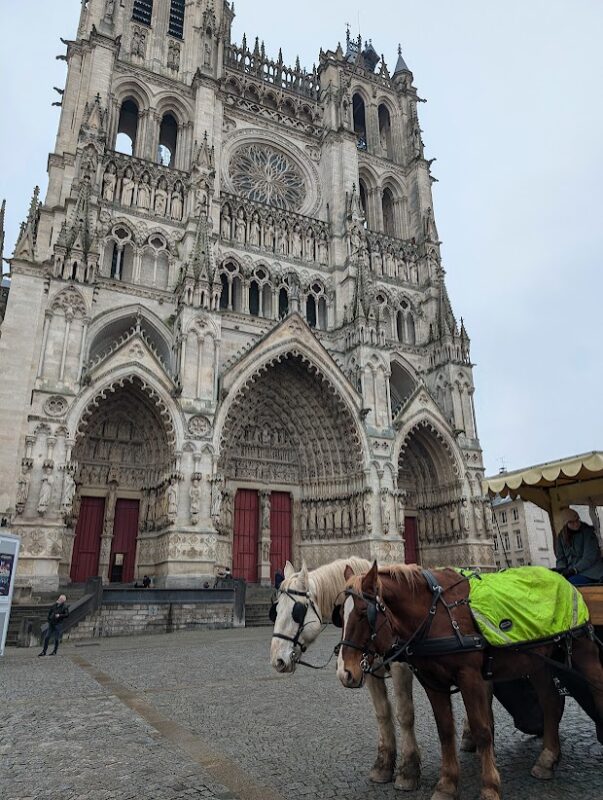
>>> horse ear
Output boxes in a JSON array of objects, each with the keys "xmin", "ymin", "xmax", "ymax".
[
  {"xmin": 284, "ymin": 561, "xmax": 296, "ymax": 579},
  {"xmin": 344, "ymin": 564, "xmax": 355, "ymax": 581},
  {"xmin": 364, "ymin": 561, "xmax": 379, "ymax": 591},
  {"xmin": 300, "ymin": 561, "xmax": 309, "ymax": 585}
]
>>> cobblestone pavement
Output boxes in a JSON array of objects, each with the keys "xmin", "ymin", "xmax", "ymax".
[{"xmin": 1, "ymin": 627, "xmax": 601, "ymax": 800}]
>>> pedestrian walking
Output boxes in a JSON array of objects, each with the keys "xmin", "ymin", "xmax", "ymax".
[{"xmin": 38, "ymin": 594, "xmax": 69, "ymax": 656}]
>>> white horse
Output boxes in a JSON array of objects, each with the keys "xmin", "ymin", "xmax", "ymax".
[{"xmin": 270, "ymin": 558, "xmax": 422, "ymax": 790}]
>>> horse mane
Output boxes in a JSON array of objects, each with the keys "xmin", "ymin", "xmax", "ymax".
[
  {"xmin": 282, "ymin": 557, "xmax": 371, "ymax": 618},
  {"xmin": 382, "ymin": 564, "xmax": 424, "ymax": 590}
]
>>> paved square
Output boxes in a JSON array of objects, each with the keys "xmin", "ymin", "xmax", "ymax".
[{"xmin": 1, "ymin": 628, "xmax": 601, "ymax": 800}]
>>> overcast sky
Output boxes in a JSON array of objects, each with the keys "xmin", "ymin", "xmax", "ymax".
[{"xmin": 1, "ymin": 0, "xmax": 601, "ymax": 475}]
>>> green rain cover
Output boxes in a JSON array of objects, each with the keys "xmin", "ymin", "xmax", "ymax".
[{"xmin": 465, "ymin": 566, "xmax": 590, "ymax": 647}]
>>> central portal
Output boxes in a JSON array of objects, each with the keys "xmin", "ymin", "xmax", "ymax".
[{"xmin": 232, "ymin": 489, "xmax": 292, "ymax": 584}]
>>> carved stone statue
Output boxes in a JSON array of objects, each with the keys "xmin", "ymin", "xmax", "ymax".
[
  {"xmin": 363, "ymin": 494, "xmax": 373, "ymax": 533},
  {"xmin": 102, "ymin": 164, "xmax": 117, "ymax": 202},
  {"xmin": 277, "ymin": 220, "xmax": 289, "ymax": 255},
  {"xmin": 16, "ymin": 465, "xmax": 31, "ymax": 511},
  {"xmin": 121, "ymin": 167, "xmax": 135, "ymax": 207},
  {"xmin": 167, "ymin": 479, "xmax": 179, "ymax": 522},
  {"xmin": 397, "ymin": 493, "xmax": 406, "ymax": 535},
  {"xmin": 304, "ymin": 228, "xmax": 315, "ymax": 261},
  {"xmin": 221, "ymin": 207, "xmax": 232, "ymax": 239},
  {"xmin": 211, "ymin": 475, "xmax": 224, "ymax": 521},
  {"xmin": 189, "ymin": 478, "xmax": 201, "ymax": 525},
  {"xmin": 61, "ymin": 470, "xmax": 76, "ymax": 512},
  {"xmin": 170, "ymin": 186, "xmax": 183, "ymax": 221},
  {"xmin": 318, "ymin": 232, "xmax": 329, "ymax": 266},
  {"xmin": 37, "ymin": 473, "xmax": 54, "ymax": 515},
  {"xmin": 264, "ymin": 217, "xmax": 275, "ymax": 251},
  {"xmin": 261, "ymin": 493, "xmax": 271, "ymax": 534},
  {"xmin": 154, "ymin": 177, "xmax": 168, "ymax": 216},
  {"xmin": 249, "ymin": 213, "xmax": 261, "ymax": 247},
  {"xmin": 137, "ymin": 174, "xmax": 151, "ymax": 211},
  {"xmin": 235, "ymin": 209, "xmax": 246, "ymax": 244},
  {"xmin": 412, "ymin": 124, "xmax": 424, "ymax": 158},
  {"xmin": 292, "ymin": 224, "xmax": 302, "ymax": 258},
  {"xmin": 380, "ymin": 492, "xmax": 391, "ymax": 536}
]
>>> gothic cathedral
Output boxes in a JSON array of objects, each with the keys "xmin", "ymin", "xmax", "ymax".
[{"xmin": 0, "ymin": 0, "xmax": 494, "ymax": 593}]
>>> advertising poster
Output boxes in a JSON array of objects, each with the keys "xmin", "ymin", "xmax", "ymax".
[
  {"xmin": 0, "ymin": 553, "xmax": 15, "ymax": 597},
  {"xmin": 0, "ymin": 534, "xmax": 20, "ymax": 657}
]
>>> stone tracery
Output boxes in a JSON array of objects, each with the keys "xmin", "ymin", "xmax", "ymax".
[{"xmin": 229, "ymin": 144, "xmax": 306, "ymax": 211}]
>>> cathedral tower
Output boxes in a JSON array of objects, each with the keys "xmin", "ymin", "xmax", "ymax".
[{"xmin": 0, "ymin": 1, "xmax": 493, "ymax": 593}]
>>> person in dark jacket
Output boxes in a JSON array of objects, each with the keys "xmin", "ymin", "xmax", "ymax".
[
  {"xmin": 555, "ymin": 509, "xmax": 603, "ymax": 586},
  {"xmin": 38, "ymin": 594, "xmax": 69, "ymax": 656}
]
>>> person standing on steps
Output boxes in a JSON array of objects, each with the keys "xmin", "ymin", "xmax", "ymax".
[{"xmin": 38, "ymin": 594, "xmax": 69, "ymax": 656}]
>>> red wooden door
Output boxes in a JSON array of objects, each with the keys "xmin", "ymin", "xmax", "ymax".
[
  {"xmin": 270, "ymin": 492, "xmax": 292, "ymax": 583},
  {"xmin": 70, "ymin": 497, "xmax": 105, "ymax": 582},
  {"xmin": 233, "ymin": 490, "xmax": 259, "ymax": 583},
  {"xmin": 404, "ymin": 516, "xmax": 419, "ymax": 564},
  {"xmin": 109, "ymin": 499, "xmax": 140, "ymax": 583}
]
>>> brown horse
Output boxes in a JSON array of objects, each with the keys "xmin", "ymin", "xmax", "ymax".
[{"xmin": 337, "ymin": 562, "xmax": 603, "ymax": 800}]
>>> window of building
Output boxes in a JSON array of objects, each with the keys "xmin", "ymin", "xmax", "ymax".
[
  {"xmin": 306, "ymin": 294, "xmax": 317, "ymax": 328},
  {"xmin": 115, "ymin": 99, "xmax": 139, "ymax": 155},
  {"xmin": 249, "ymin": 281, "xmax": 260, "ymax": 316},
  {"xmin": 168, "ymin": 0, "xmax": 185, "ymax": 39},
  {"xmin": 502, "ymin": 533, "xmax": 510, "ymax": 551},
  {"xmin": 219, "ymin": 273, "xmax": 229, "ymax": 310},
  {"xmin": 278, "ymin": 287, "xmax": 289, "ymax": 318},
  {"xmin": 132, "ymin": 0, "xmax": 154, "ymax": 26},
  {"xmin": 499, "ymin": 511, "xmax": 507, "ymax": 524},
  {"xmin": 378, "ymin": 104, "xmax": 393, "ymax": 159},
  {"xmin": 382, "ymin": 188, "xmax": 396, "ymax": 237},
  {"xmin": 493, "ymin": 536, "xmax": 498, "ymax": 551},
  {"xmin": 158, "ymin": 113, "xmax": 178, "ymax": 167},
  {"xmin": 353, "ymin": 94, "xmax": 367, "ymax": 151},
  {"xmin": 514, "ymin": 530, "xmax": 523, "ymax": 549},
  {"xmin": 518, "ymin": 558, "xmax": 525, "ymax": 566},
  {"xmin": 512, "ymin": 508, "xmax": 519, "ymax": 521}
]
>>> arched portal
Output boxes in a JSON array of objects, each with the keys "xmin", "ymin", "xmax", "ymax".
[
  {"xmin": 397, "ymin": 419, "xmax": 463, "ymax": 566},
  {"xmin": 70, "ymin": 376, "xmax": 175, "ymax": 584},
  {"xmin": 217, "ymin": 353, "xmax": 366, "ymax": 583}
]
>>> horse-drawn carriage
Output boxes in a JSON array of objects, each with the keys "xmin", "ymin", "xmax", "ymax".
[{"xmin": 269, "ymin": 452, "xmax": 603, "ymax": 800}]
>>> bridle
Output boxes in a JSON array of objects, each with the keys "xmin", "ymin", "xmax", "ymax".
[
  {"xmin": 270, "ymin": 588, "xmax": 322, "ymax": 657},
  {"xmin": 335, "ymin": 588, "xmax": 393, "ymax": 675}
]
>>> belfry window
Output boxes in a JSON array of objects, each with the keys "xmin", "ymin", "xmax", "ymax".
[
  {"xmin": 168, "ymin": 0, "xmax": 185, "ymax": 39},
  {"xmin": 378, "ymin": 104, "xmax": 393, "ymax": 159},
  {"xmin": 306, "ymin": 295, "xmax": 317, "ymax": 328},
  {"xmin": 353, "ymin": 94, "xmax": 367, "ymax": 151},
  {"xmin": 132, "ymin": 0, "xmax": 153, "ymax": 26},
  {"xmin": 278, "ymin": 288, "xmax": 289, "ymax": 318},
  {"xmin": 158, "ymin": 113, "xmax": 178, "ymax": 167},
  {"xmin": 116, "ymin": 99, "xmax": 139, "ymax": 156},
  {"xmin": 382, "ymin": 188, "xmax": 396, "ymax": 238}
]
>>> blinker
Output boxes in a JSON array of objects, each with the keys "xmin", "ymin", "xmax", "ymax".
[
  {"xmin": 332, "ymin": 604, "xmax": 343, "ymax": 628},
  {"xmin": 292, "ymin": 601, "xmax": 307, "ymax": 625},
  {"xmin": 269, "ymin": 603, "xmax": 277, "ymax": 623},
  {"xmin": 367, "ymin": 600, "xmax": 378, "ymax": 631}
]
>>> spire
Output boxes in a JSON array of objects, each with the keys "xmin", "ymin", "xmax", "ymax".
[
  {"xmin": 393, "ymin": 44, "xmax": 411, "ymax": 75},
  {"xmin": 56, "ymin": 175, "xmax": 94, "ymax": 258},
  {"xmin": 178, "ymin": 209, "xmax": 217, "ymax": 309},
  {"xmin": 437, "ymin": 270, "xmax": 457, "ymax": 339},
  {"xmin": 13, "ymin": 186, "xmax": 40, "ymax": 260}
]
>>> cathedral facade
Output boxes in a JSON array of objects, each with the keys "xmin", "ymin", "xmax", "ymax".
[{"xmin": 0, "ymin": 0, "xmax": 494, "ymax": 593}]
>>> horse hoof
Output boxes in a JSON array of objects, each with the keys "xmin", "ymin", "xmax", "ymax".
[
  {"xmin": 430, "ymin": 791, "xmax": 458, "ymax": 800},
  {"xmin": 395, "ymin": 774, "xmax": 420, "ymax": 791},
  {"xmin": 369, "ymin": 767, "xmax": 394, "ymax": 784},
  {"xmin": 460, "ymin": 735, "xmax": 477, "ymax": 753},
  {"xmin": 530, "ymin": 764, "xmax": 554, "ymax": 781}
]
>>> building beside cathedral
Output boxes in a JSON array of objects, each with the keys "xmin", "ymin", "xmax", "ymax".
[{"xmin": 0, "ymin": 0, "xmax": 495, "ymax": 593}]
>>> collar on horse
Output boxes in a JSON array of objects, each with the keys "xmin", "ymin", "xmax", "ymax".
[{"xmin": 341, "ymin": 569, "xmax": 486, "ymax": 678}]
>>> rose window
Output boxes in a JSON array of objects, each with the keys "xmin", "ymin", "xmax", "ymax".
[{"xmin": 230, "ymin": 145, "xmax": 306, "ymax": 211}]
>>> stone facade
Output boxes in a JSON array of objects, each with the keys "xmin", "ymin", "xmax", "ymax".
[
  {"xmin": 491, "ymin": 496, "xmax": 555, "ymax": 569},
  {"xmin": 0, "ymin": 0, "xmax": 494, "ymax": 593}
]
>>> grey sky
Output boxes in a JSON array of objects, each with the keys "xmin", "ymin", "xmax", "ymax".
[{"xmin": 1, "ymin": 0, "xmax": 601, "ymax": 475}]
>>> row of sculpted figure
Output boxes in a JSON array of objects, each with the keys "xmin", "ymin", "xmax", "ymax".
[
  {"xmin": 221, "ymin": 204, "xmax": 330, "ymax": 266},
  {"xmin": 102, "ymin": 163, "xmax": 185, "ymax": 221}
]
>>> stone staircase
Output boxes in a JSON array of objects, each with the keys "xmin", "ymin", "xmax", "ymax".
[{"xmin": 244, "ymin": 585, "xmax": 275, "ymax": 628}]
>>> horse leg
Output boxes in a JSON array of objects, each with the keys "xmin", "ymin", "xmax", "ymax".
[
  {"xmin": 365, "ymin": 673, "xmax": 396, "ymax": 783},
  {"xmin": 423, "ymin": 686, "xmax": 459, "ymax": 800},
  {"xmin": 458, "ymin": 672, "xmax": 501, "ymax": 800},
  {"xmin": 391, "ymin": 663, "xmax": 421, "ymax": 790},
  {"xmin": 529, "ymin": 669, "xmax": 563, "ymax": 780},
  {"xmin": 460, "ymin": 679, "xmax": 493, "ymax": 753},
  {"xmin": 572, "ymin": 637, "xmax": 603, "ymax": 741}
]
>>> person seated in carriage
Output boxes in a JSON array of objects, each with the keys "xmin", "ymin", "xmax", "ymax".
[{"xmin": 555, "ymin": 508, "xmax": 603, "ymax": 585}]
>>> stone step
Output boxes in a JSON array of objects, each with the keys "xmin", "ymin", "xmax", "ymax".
[{"xmin": 245, "ymin": 602, "xmax": 273, "ymax": 627}]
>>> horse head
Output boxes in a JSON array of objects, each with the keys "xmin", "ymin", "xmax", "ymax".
[
  {"xmin": 270, "ymin": 560, "xmax": 323, "ymax": 673},
  {"xmin": 337, "ymin": 561, "xmax": 396, "ymax": 688}
]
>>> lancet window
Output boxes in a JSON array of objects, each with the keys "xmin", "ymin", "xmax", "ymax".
[
  {"xmin": 353, "ymin": 94, "xmax": 367, "ymax": 151},
  {"xmin": 158, "ymin": 113, "xmax": 178, "ymax": 167},
  {"xmin": 116, "ymin": 99, "xmax": 139, "ymax": 156},
  {"xmin": 168, "ymin": 0, "xmax": 185, "ymax": 39},
  {"xmin": 132, "ymin": 0, "xmax": 153, "ymax": 27}
]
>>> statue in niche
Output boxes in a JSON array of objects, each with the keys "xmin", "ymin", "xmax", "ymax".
[
  {"xmin": 277, "ymin": 220, "xmax": 289, "ymax": 255},
  {"xmin": 121, "ymin": 166, "xmax": 135, "ymax": 207},
  {"xmin": 102, "ymin": 163, "xmax": 117, "ymax": 202},
  {"xmin": 211, "ymin": 475, "xmax": 224, "ymax": 521},
  {"xmin": 170, "ymin": 184, "xmax": 184, "ymax": 221},
  {"xmin": 167, "ymin": 479, "xmax": 179, "ymax": 522},
  {"xmin": 61, "ymin": 470, "xmax": 76, "ymax": 512},
  {"xmin": 350, "ymin": 225, "xmax": 362, "ymax": 254},
  {"xmin": 16, "ymin": 465, "xmax": 31, "ymax": 511},
  {"xmin": 189, "ymin": 478, "xmax": 201, "ymax": 525},
  {"xmin": 137, "ymin": 173, "xmax": 151, "ymax": 211},
  {"xmin": 146, "ymin": 488, "xmax": 157, "ymax": 531},
  {"xmin": 412, "ymin": 124, "xmax": 424, "ymax": 158},
  {"xmin": 104, "ymin": 0, "xmax": 115, "ymax": 20},
  {"xmin": 220, "ymin": 206, "xmax": 232, "ymax": 239},
  {"xmin": 203, "ymin": 41, "xmax": 212, "ymax": 68},
  {"xmin": 380, "ymin": 492, "xmax": 391, "ymax": 535},
  {"xmin": 264, "ymin": 217, "xmax": 275, "ymax": 251},
  {"xmin": 194, "ymin": 188, "xmax": 208, "ymax": 216},
  {"xmin": 37, "ymin": 472, "xmax": 54, "ymax": 516},
  {"xmin": 154, "ymin": 177, "xmax": 168, "ymax": 216},
  {"xmin": 292, "ymin": 224, "xmax": 303, "ymax": 258},
  {"xmin": 363, "ymin": 494, "xmax": 372, "ymax": 533},
  {"xmin": 131, "ymin": 27, "xmax": 146, "ymax": 59},
  {"xmin": 397, "ymin": 494, "xmax": 406, "ymax": 535},
  {"xmin": 235, "ymin": 209, "xmax": 246, "ymax": 244},
  {"xmin": 221, "ymin": 491, "xmax": 233, "ymax": 533},
  {"xmin": 317, "ymin": 232, "xmax": 329, "ymax": 265},
  {"xmin": 460, "ymin": 498, "xmax": 471, "ymax": 532},
  {"xmin": 249, "ymin": 212, "xmax": 261, "ymax": 247},
  {"xmin": 305, "ymin": 228, "xmax": 315, "ymax": 261}
]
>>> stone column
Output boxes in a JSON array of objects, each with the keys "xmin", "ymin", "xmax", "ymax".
[
  {"xmin": 37, "ymin": 310, "xmax": 52, "ymax": 379},
  {"xmin": 99, "ymin": 482, "xmax": 118, "ymax": 582},
  {"xmin": 259, "ymin": 490, "xmax": 271, "ymax": 586}
]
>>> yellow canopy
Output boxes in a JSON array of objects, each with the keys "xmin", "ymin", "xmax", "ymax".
[{"xmin": 483, "ymin": 451, "xmax": 603, "ymax": 537}]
